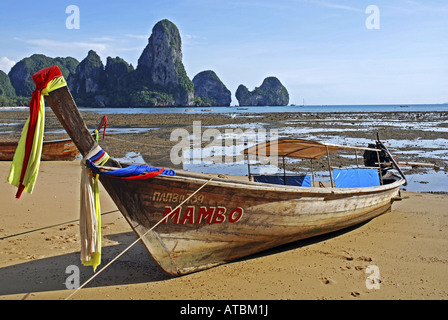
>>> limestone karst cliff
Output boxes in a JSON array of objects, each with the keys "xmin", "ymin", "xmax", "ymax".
[
  {"xmin": 236, "ymin": 77, "xmax": 289, "ymax": 106},
  {"xmin": 2, "ymin": 19, "xmax": 290, "ymax": 108},
  {"xmin": 192, "ymin": 70, "xmax": 231, "ymax": 106}
]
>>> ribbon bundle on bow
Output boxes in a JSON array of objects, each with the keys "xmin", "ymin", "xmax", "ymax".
[{"xmin": 7, "ymin": 66, "xmax": 67, "ymax": 198}]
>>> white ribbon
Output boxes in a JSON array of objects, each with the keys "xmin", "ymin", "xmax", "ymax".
[{"xmin": 79, "ymin": 145, "xmax": 109, "ymax": 270}]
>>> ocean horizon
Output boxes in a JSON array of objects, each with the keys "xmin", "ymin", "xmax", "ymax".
[{"xmin": 75, "ymin": 103, "xmax": 448, "ymax": 114}]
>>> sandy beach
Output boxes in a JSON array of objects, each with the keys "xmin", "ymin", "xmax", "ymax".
[
  {"xmin": 0, "ymin": 110, "xmax": 447, "ymax": 301},
  {"xmin": 0, "ymin": 164, "xmax": 447, "ymax": 301}
]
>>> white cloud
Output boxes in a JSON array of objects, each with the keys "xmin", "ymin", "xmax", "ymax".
[
  {"xmin": 0, "ymin": 57, "xmax": 16, "ymax": 73},
  {"xmin": 12, "ymin": 36, "xmax": 148, "ymax": 67},
  {"xmin": 13, "ymin": 37, "xmax": 111, "ymax": 62},
  {"xmin": 90, "ymin": 36, "xmax": 115, "ymax": 42},
  {"xmin": 125, "ymin": 34, "xmax": 148, "ymax": 40},
  {"xmin": 25, "ymin": 39, "xmax": 108, "ymax": 55}
]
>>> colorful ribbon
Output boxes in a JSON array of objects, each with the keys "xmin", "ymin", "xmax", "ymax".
[
  {"xmin": 80, "ymin": 145, "xmax": 110, "ymax": 271},
  {"xmin": 7, "ymin": 66, "xmax": 67, "ymax": 198},
  {"xmin": 80, "ymin": 146, "xmax": 175, "ymax": 271}
]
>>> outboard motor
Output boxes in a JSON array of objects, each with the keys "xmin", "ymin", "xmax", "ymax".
[
  {"xmin": 363, "ymin": 139, "xmax": 407, "ymax": 185},
  {"xmin": 363, "ymin": 142, "xmax": 387, "ymax": 168}
]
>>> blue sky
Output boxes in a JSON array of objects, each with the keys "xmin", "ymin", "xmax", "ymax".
[{"xmin": 0, "ymin": 0, "xmax": 447, "ymax": 105}]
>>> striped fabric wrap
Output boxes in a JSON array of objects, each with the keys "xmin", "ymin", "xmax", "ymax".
[
  {"xmin": 80, "ymin": 145, "xmax": 110, "ymax": 271},
  {"xmin": 80, "ymin": 145, "xmax": 175, "ymax": 270}
]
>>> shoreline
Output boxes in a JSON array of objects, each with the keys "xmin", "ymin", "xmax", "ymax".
[{"xmin": 1, "ymin": 110, "xmax": 448, "ymax": 193}]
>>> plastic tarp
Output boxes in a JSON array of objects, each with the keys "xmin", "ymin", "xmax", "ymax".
[
  {"xmin": 253, "ymin": 175, "xmax": 311, "ymax": 187},
  {"xmin": 333, "ymin": 168, "xmax": 380, "ymax": 188}
]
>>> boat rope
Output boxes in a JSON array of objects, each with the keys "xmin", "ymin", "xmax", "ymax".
[
  {"xmin": 0, "ymin": 209, "xmax": 119, "ymax": 241},
  {"xmin": 65, "ymin": 174, "xmax": 218, "ymax": 300}
]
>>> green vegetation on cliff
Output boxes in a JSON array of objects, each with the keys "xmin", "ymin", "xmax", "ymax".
[
  {"xmin": 2, "ymin": 20, "xmax": 289, "ymax": 108},
  {"xmin": 192, "ymin": 70, "xmax": 231, "ymax": 106},
  {"xmin": 236, "ymin": 77, "xmax": 289, "ymax": 106}
]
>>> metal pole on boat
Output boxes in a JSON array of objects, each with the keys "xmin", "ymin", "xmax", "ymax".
[
  {"xmin": 246, "ymin": 153, "xmax": 252, "ymax": 181},
  {"xmin": 354, "ymin": 149, "xmax": 359, "ymax": 167},
  {"xmin": 376, "ymin": 151, "xmax": 384, "ymax": 185},
  {"xmin": 282, "ymin": 156, "xmax": 286, "ymax": 185},
  {"xmin": 310, "ymin": 159, "xmax": 315, "ymax": 187},
  {"xmin": 326, "ymin": 146, "xmax": 335, "ymax": 188}
]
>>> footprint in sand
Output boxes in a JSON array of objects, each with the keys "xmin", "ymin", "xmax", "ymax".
[{"xmin": 320, "ymin": 277, "xmax": 336, "ymax": 285}]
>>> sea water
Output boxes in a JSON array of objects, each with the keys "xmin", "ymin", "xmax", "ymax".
[
  {"xmin": 4, "ymin": 104, "xmax": 446, "ymax": 192},
  {"xmin": 80, "ymin": 104, "xmax": 448, "ymax": 193},
  {"xmin": 78, "ymin": 103, "xmax": 448, "ymax": 114}
]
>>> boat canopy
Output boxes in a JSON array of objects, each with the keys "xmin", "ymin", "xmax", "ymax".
[{"xmin": 244, "ymin": 139, "xmax": 381, "ymax": 159}]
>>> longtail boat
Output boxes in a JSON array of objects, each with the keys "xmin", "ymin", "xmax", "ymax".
[
  {"xmin": 42, "ymin": 72, "xmax": 406, "ymax": 276},
  {"xmin": 0, "ymin": 138, "xmax": 79, "ymax": 161}
]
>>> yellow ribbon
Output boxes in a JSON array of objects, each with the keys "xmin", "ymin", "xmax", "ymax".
[
  {"xmin": 7, "ymin": 76, "xmax": 67, "ymax": 195},
  {"xmin": 80, "ymin": 138, "xmax": 110, "ymax": 271}
]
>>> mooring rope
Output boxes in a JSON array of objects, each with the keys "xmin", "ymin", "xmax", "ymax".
[
  {"xmin": 64, "ymin": 174, "xmax": 217, "ymax": 300},
  {"xmin": 0, "ymin": 210, "xmax": 120, "ymax": 241}
]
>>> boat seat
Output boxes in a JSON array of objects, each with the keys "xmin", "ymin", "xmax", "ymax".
[{"xmin": 333, "ymin": 168, "xmax": 380, "ymax": 188}]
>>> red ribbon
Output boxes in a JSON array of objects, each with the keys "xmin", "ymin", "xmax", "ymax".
[{"xmin": 16, "ymin": 66, "xmax": 63, "ymax": 198}]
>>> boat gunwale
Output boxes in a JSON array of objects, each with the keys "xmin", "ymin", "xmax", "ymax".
[
  {"xmin": 98, "ymin": 164, "xmax": 406, "ymax": 195},
  {"xmin": 0, "ymin": 137, "xmax": 73, "ymax": 145}
]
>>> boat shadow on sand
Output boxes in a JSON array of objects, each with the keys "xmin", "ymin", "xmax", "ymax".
[
  {"xmin": 0, "ymin": 221, "xmax": 368, "ymax": 297},
  {"xmin": 0, "ymin": 231, "xmax": 170, "ymax": 297}
]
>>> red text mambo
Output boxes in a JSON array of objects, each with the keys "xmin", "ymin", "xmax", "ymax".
[{"xmin": 162, "ymin": 206, "xmax": 244, "ymax": 224}]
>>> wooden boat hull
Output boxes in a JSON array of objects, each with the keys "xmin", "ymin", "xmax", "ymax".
[
  {"xmin": 0, "ymin": 139, "xmax": 79, "ymax": 161},
  {"xmin": 99, "ymin": 171, "xmax": 404, "ymax": 276},
  {"xmin": 40, "ymin": 81, "xmax": 405, "ymax": 277}
]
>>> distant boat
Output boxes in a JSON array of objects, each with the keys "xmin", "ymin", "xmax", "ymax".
[
  {"xmin": 185, "ymin": 108, "xmax": 195, "ymax": 112},
  {"xmin": 0, "ymin": 116, "xmax": 107, "ymax": 161},
  {"xmin": 0, "ymin": 138, "xmax": 79, "ymax": 161},
  {"xmin": 237, "ymin": 107, "xmax": 249, "ymax": 110},
  {"xmin": 399, "ymin": 105, "xmax": 409, "ymax": 108},
  {"xmin": 201, "ymin": 109, "xmax": 213, "ymax": 112}
]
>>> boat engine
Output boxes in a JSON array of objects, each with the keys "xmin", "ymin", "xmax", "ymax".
[{"xmin": 363, "ymin": 142, "xmax": 402, "ymax": 184}]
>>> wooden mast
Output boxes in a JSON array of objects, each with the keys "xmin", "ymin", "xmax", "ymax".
[{"xmin": 44, "ymin": 86, "xmax": 96, "ymax": 157}]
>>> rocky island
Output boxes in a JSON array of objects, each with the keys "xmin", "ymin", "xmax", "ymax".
[
  {"xmin": 236, "ymin": 77, "xmax": 289, "ymax": 106},
  {"xmin": 192, "ymin": 70, "xmax": 231, "ymax": 106},
  {"xmin": 1, "ymin": 19, "xmax": 289, "ymax": 108}
]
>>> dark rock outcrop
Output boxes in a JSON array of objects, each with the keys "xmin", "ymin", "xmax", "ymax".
[
  {"xmin": 67, "ymin": 50, "xmax": 104, "ymax": 100},
  {"xmin": 104, "ymin": 56, "xmax": 134, "ymax": 90},
  {"xmin": 192, "ymin": 70, "xmax": 231, "ymax": 106},
  {"xmin": 236, "ymin": 77, "xmax": 289, "ymax": 106},
  {"xmin": 0, "ymin": 70, "xmax": 16, "ymax": 97},
  {"xmin": 8, "ymin": 54, "xmax": 79, "ymax": 97}
]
